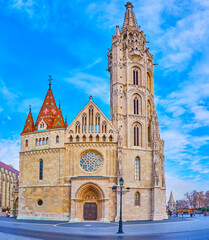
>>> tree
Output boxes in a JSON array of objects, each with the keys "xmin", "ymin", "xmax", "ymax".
[
  {"xmin": 176, "ymin": 200, "xmax": 188, "ymax": 210},
  {"xmin": 205, "ymin": 191, "xmax": 209, "ymax": 207}
]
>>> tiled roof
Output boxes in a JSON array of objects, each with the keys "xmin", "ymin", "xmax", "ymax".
[
  {"xmin": 22, "ymin": 112, "xmax": 34, "ymax": 133},
  {"xmin": 0, "ymin": 161, "xmax": 19, "ymax": 175}
]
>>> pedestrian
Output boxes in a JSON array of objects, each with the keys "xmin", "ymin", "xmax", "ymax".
[{"xmin": 190, "ymin": 210, "xmax": 193, "ymax": 217}]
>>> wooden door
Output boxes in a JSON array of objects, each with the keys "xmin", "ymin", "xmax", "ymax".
[{"xmin": 84, "ymin": 202, "xmax": 97, "ymax": 220}]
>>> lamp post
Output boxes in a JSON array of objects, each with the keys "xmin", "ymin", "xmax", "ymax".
[
  {"xmin": 118, "ymin": 177, "xmax": 124, "ymax": 234},
  {"xmin": 112, "ymin": 177, "xmax": 130, "ymax": 234}
]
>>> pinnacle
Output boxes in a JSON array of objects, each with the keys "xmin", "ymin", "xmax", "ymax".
[
  {"xmin": 122, "ymin": 2, "xmax": 138, "ymax": 29},
  {"xmin": 22, "ymin": 110, "xmax": 35, "ymax": 133}
]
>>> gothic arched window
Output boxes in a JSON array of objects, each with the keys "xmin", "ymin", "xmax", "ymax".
[
  {"xmin": 46, "ymin": 137, "xmax": 49, "ymax": 144},
  {"xmin": 76, "ymin": 135, "xmax": 79, "ymax": 142},
  {"xmin": 89, "ymin": 106, "xmax": 94, "ymax": 133},
  {"xmin": 135, "ymin": 192, "xmax": 140, "ymax": 206},
  {"xmin": 133, "ymin": 70, "xmax": 138, "ymax": 85},
  {"xmin": 25, "ymin": 139, "xmax": 28, "ymax": 147},
  {"xmin": 75, "ymin": 121, "xmax": 80, "ymax": 134},
  {"xmin": 102, "ymin": 135, "xmax": 106, "ymax": 142},
  {"xmin": 148, "ymin": 123, "xmax": 151, "ymax": 144},
  {"xmin": 134, "ymin": 97, "xmax": 139, "ymax": 115},
  {"xmin": 134, "ymin": 126, "xmax": 139, "ymax": 146},
  {"xmin": 56, "ymin": 135, "xmax": 59, "ymax": 143},
  {"xmin": 95, "ymin": 113, "xmax": 100, "ymax": 133},
  {"xmin": 147, "ymin": 72, "xmax": 152, "ymax": 92},
  {"xmin": 135, "ymin": 157, "xmax": 140, "ymax": 180},
  {"xmin": 89, "ymin": 135, "xmax": 93, "ymax": 142},
  {"xmin": 133, "ymin": 123, "xmax": 142, "ymax": 147},
  {"xmin": 39, "ymin": 160, "xmax": 43, "ymax": 180},
  {"xmin": 82, "ymin": 113, "xmax": 87, "ymax": 133},
  {"xmin": 147, "ymin": 100, "xmax": 152, "ymax": 119},
  {"xmin": 35, "ymin": 138, "xmax": 38, "ymax": 146},
  {"xmin": 133, "ymin": 68, "xmax": 141, "ymax": 85},
  {"xmin": 102, "ymin": 121, "xmax": 107, "ymax": 133},
  {"xmin": 69, "ymin": 136, "xmax": 73, "ymax": 142},
  {"xmin": 109, "ymin": 135, "xmax": 113, "ymax": 142},
  {"xmin": 82, "ymin": 135, "xmax": 86, "ymax": 142},
  {"xmin": 43, "ymin": 138, "xmax": 45, "ymax": 145},
  {"xmin": 39, "ymin": 138, "xmax": 42, "ymax": 145}
]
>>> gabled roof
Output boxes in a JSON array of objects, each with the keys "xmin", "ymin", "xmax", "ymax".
[
  {"xmin": 34, "ymin": 89, "xmax": 58, "ymax": 130},
  {"xmin": 22, "ymin": 111, "xmax": 34, "ymax": 133},
  {"xmin": 68, "ymin": 97, "xmax": 116, "ymax": 131}
]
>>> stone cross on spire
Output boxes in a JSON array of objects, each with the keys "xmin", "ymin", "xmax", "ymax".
[
  {"xmin": 123, "ymin": 2, "xmax": 138, "ymax": 29},
  {"xmin": 48, "ymin": 75, "xmax": 53, "ymax": 89}
]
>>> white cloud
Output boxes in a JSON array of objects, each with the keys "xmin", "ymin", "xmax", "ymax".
[
  {"xmin": 12, "ymin": 0, "xmax": 35, "ymax": 17},
  {"xmin": 86, "ymin": 58, "xmax": 102, "ymax": 69},
  {"xmin": 0, "ymin": 138, "xmax": 20, "ymax": 170},
  {"xmin": 0, "ymin": 80, "xmax": 19, "ymax": 105},
  {"xmin": 166, "ymin": 173, "xmax": 209, "ymax": 200},
  {"xmin": 18, "ymin": 98, "xmax": 43, "ymax": 114},
  {"xmin": 65, "ymin": 72, "xmax": 110, "ymax": 104}
]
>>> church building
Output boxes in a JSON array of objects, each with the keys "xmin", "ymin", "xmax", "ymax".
[{"xmin": 18, "ymin": 2, "xmax": 167, "ymax": 222}]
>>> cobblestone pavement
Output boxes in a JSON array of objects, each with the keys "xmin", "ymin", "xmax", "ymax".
[{"xmin": 0, "ymin": 216, "xmax": 209, "ymax": 239}]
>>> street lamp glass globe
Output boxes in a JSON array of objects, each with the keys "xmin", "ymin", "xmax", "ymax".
[{"xmin": 119, "ymin": 177, "xmax": 124, "ymax": 186}]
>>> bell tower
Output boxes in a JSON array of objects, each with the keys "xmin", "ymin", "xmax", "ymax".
[
  {"xmin": 108, "ymin": 2, "xmax": 167, "ymax": 221},
  {"xmin": 108, "ymin": 2, "xmax": 154, "ymax": 148}
]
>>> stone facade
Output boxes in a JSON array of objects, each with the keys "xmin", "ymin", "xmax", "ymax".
[
  {"xmin": 0, "ymin": 161, "xmax": 19, "ymax": 211},
  {"xmin": 18, "ymin": 2, "xmax": 167, "ymax": 222}
]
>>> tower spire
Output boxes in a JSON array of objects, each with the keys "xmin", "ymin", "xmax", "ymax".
[
  {"xmin": 29, "ymin": 105, "xmax": 31, "ymax": 113},
  {"xmin": 48, "ymin": 75, "xmax": 52, "ymax": 89},
  {"xmin": 123, "ymin": 2, "xmax": 138, "ymax": 29}
]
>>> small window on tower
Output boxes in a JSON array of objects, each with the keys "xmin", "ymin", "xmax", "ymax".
[
  {"xmin": 25, "ymin": 140, "xmax": 28, "ymax": 147},
  {"xmin": 56, "ymin": 136, "xmax": 59, "ymax": 143}
]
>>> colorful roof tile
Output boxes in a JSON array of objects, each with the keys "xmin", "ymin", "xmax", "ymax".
[
  {"xmin": 52, "ymin": 108, "xmax": 65, "ymax": 129},
  {"xmin": 22, "ymin": 111, "xmax": 34, "ymax": 133},
  {"xmin": 34, "ymin": 89, "xmax": 58, "ymax": 130}
]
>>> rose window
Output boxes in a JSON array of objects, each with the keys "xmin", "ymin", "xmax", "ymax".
[{"xmin": 80, "ymin": 152, "xmax": 102, "ymax": 172}]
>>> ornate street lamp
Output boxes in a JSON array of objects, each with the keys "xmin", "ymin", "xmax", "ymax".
[{"xmin": 112, "ymin": 177, "xmax": 129, "ymax": 234}]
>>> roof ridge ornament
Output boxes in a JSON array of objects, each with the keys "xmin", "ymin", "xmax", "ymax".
[
  {"xmin": 48, "ymin": 75, "xmax": 53, "ymax": 89},
  {"xmin": 90, "ymin": 95, "xmax": 93, "ymax": 101}
]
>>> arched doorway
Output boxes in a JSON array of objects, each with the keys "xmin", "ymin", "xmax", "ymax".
[
  {"xmin": 83, "ymin": 191, "xmax": 97, "ymax": 220},
  {"xmin": 75, "ymin": 182, "xmax": 105, "ymax": 221}
]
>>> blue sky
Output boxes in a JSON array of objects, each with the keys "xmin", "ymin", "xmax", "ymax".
[{"xmin": 0, "ymin": 0, "xmax": 209, "ymax": 200}]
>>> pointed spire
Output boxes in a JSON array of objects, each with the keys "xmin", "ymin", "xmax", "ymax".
[
  {"xmin": 22, "ymin": 106, "xmax": 35, "ymax": 133},
  {"xmin": 65, "ymin": 115, "xmax": 68, "ymax": 128},
  {"xmin": 114, "ymin": 25, "xmax": 120, "ymax": 36},
  {"xmin": 123, "ymin": 2, "xmax": 138, "ymax": 29},
  {"xmin": 89, "ymin": 95, "xmax": 93, "ymax": 101},
  {"xmin": 59, "ymin": 100, "xmax": 61, "ymax": 109},
  {"xmin": 34, "ymin": 84, "xmax": 58, "ymax": 130},
  {"xmin": 168, "ymin": 191, "xmax": 175, "ymax": 204}
]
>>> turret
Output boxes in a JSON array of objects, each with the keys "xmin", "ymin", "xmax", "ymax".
[{"xmin": 22, "ymin": 105, "xmax": 34, "ymax": 133}]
